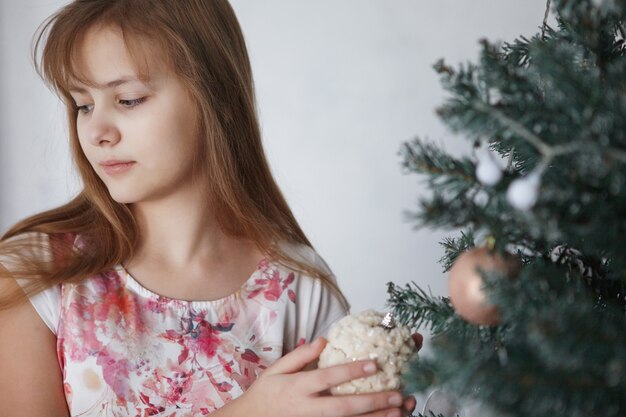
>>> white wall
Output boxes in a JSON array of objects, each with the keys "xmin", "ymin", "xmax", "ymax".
[
  {"xmin": 1, "ymin": 0, "xmax": 551, "ymax": 329},
  {"xmin": 0, "ymin": 0, "xmax": 81, "ymax": 231}
]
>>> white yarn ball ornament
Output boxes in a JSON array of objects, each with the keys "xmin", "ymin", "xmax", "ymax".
[{"xmin": 317, "ymin": 310, "xmax": 415, "ymax": 395}]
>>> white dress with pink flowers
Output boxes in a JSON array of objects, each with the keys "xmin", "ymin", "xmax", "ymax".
[{"xmin": 10, "ymin": 241, "xmax": 348, "ymax": 416}]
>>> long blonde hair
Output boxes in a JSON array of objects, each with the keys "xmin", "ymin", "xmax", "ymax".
[{"xmin": 0, "ymin": 0, "xmax": 348, "ymax": 311}]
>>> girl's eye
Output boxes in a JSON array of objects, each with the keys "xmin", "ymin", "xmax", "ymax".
[
  {"xmin": 119, "ymin": 97, "xmax": 147, "ymax": 108},
  {"xmin": 76, "ymin": 104, "xmax": 94, "ymax": 114},
  {"xmin": 74, "ymin": 97, "xmax": 146, "ymax": 115}
]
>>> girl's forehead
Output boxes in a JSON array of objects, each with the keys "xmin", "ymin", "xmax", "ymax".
[
  {"xmin": 67, "ymin": 75, "xmax": 154, "ymax": 95},
  {"xmin": 66, "ymin": 25, "xmax": 170, "ymax": 91}
]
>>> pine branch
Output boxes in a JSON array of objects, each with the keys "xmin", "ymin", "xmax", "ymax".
[
  {"xmin": 386, "ymin": 282, "xmax": 455, "ymax": 335},
  {"xmin": 542, "ymin": 0, "xmax": 553, "ymax": 40},
  {"xmin": 438, "ymin": 230, "xmax": 476, "ymax": 273},
  {"xmin": 400, "ymin": 138, "xmax": 476, "ymax": 185}
]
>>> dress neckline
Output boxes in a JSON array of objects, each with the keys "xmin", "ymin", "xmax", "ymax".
[{"xmin": 113, "ymin": 257, "xmax": 270, "ymax": 309}]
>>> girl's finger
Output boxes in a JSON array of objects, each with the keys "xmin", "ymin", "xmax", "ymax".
[
  {"xmin": 403, "ymin": 395, "xmax": 417, "ymax": 413},
  {"xmin": 316, "ymin": 391, "xmax": 404, "ymax": 417},
  {"xmin": 351, "ymin": 408, "xmax": 403, "ymax": 417},
  {"xmin": 306, "ymin": 359, "xmax": 379, "ymax": 393},
  {"xmin": 263, "ymin": 338, "xmax": 327, "ymax": 376}
]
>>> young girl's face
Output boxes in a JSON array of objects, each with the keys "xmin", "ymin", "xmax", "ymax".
[{"xmin": 69, "ymin": 26, "xmax": 202, "ymax": 205}]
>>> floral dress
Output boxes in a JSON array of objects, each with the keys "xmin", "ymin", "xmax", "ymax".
[{"xmin": 9, "ymin": 239, "xmax": 348, "ymax": 416}]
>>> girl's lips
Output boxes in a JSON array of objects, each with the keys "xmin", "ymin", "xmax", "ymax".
[{"xmin": 101, "ymin": 161, "xmax": 136, "ymax": 175}]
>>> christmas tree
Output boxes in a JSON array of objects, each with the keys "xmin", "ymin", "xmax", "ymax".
[{"xmin": 386, "ymin": 0, "xmax": 626, "ymax": 415}]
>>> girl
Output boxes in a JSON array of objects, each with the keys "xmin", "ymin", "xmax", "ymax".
[{"xmin": 0, "ymin": 0, "xmax": 419, "ymax": 415}]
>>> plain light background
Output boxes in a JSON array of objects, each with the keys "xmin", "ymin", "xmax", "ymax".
[{"xmin": 0, "ymin": 0, "xmax": 552, "ymax": 384}]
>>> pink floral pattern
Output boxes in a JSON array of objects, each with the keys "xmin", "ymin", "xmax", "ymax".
[{"xmin": 56, "ymin": 258, "xmax": 299, "ymax": 416}]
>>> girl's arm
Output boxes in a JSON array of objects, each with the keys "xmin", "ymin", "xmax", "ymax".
[
  {"xmin": 0, "ymin": 273, "xmax": 69, "ymax": 416},
  {"xmin": 212, "ymin": 338, "xmax": 406, "ymax": 417}
]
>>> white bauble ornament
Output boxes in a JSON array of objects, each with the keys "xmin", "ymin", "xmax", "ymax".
[
  {"xmin": 507, "ymin": 171, "xmax": 541, "ymax": 210},
  {"xmin": 476, "ymin": 150, "xmax": 503, "ymax": 186}
]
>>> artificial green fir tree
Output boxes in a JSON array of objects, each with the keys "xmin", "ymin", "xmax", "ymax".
[{"xmin": 386, "ymin": 0, "xmax": 626, "ymax": 415}]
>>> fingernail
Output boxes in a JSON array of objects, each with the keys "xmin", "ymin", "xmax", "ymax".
[
  {"xmin": 386, "ymin": 410, "xmax": 401, "ymax": 417},
  {"xmin": 388, "ymin": 394, "xmax": 403, "ymax": 407},
  {"xmin": 363, "ymin": 361, "xmax": 377, "ymax": 373},
  {"xmin": 412, "ymin": 333, "xmax": 424, "ymax": 350}
]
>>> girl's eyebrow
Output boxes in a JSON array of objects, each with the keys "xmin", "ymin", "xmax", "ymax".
[{"xmin": 69, "ymin": 76, "xmax": 151, "ymax": 94}]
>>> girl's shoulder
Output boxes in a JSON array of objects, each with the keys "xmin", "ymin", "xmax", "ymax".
[
  {"xmin": 0, "ymin": 230, "xmax": 52, "ymax": 259},
  {"xmin": 0, "ymin": 231, "xmax": 61, "ymax": 335},
  {"xmin": 275, "ymin": 240, "xmax": 334, "ymax": 277}
]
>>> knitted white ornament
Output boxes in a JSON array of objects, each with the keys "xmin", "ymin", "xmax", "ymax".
[{"xmin": 317, "ymin": 310, "xmax": 416, "ymax": 394}]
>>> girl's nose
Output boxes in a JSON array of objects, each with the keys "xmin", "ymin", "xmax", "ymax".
[{"xmin": 84, "ymin": 108, "xmax": 121, "ymax": 147}]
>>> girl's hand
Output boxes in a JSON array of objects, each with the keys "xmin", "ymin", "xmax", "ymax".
[{"xmin": 228, "ymin": 337, "xmax": 407, "ymax": 417}]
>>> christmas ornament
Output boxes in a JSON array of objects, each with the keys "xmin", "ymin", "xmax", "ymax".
[
  {"xmin": 317, "ymin": 310, "xmax": 415, "ymax": 394},
  {"xmin": 448, "ymin": 246, "xmax": 520, "ymax": 326},
  {"xmin": 506, "ymin": 170, "xmax": 541, "ymax": 210},
  {"xmin": 476, "ymin": 148, "xmax": 503, "ymax": 186},
  {"xmin": 550, "ymin": 245, "xmax": 593, "ymax": 277},
  {"xmin": 422, "ymin": 389, "xmax": 464, "ymax": 417}
]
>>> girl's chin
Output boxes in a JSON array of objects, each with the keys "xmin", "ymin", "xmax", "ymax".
[{"xmin": 105, "ymin": 189, "xmax": 140, "ymax": 205}]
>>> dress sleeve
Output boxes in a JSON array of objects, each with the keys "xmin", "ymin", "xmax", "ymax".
[
  {"xmin": 280, "ymin": 242, "xmax": 351, "ymax": 353},
  {"xmin": 14, "ymin": 280, "xmax": 61, "ymax": 335},
  {"xmin": 303, "ymin": 273, "xmax": 350, "ymax": 341},
  {"xmin": 0, "ymin": 232, "xmax": 62, "ymax": 335}
]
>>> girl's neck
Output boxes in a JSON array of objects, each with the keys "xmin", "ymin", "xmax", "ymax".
[{"xmin": 128, "ymin": 187, "xmax": 227, "ymax": 270}]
